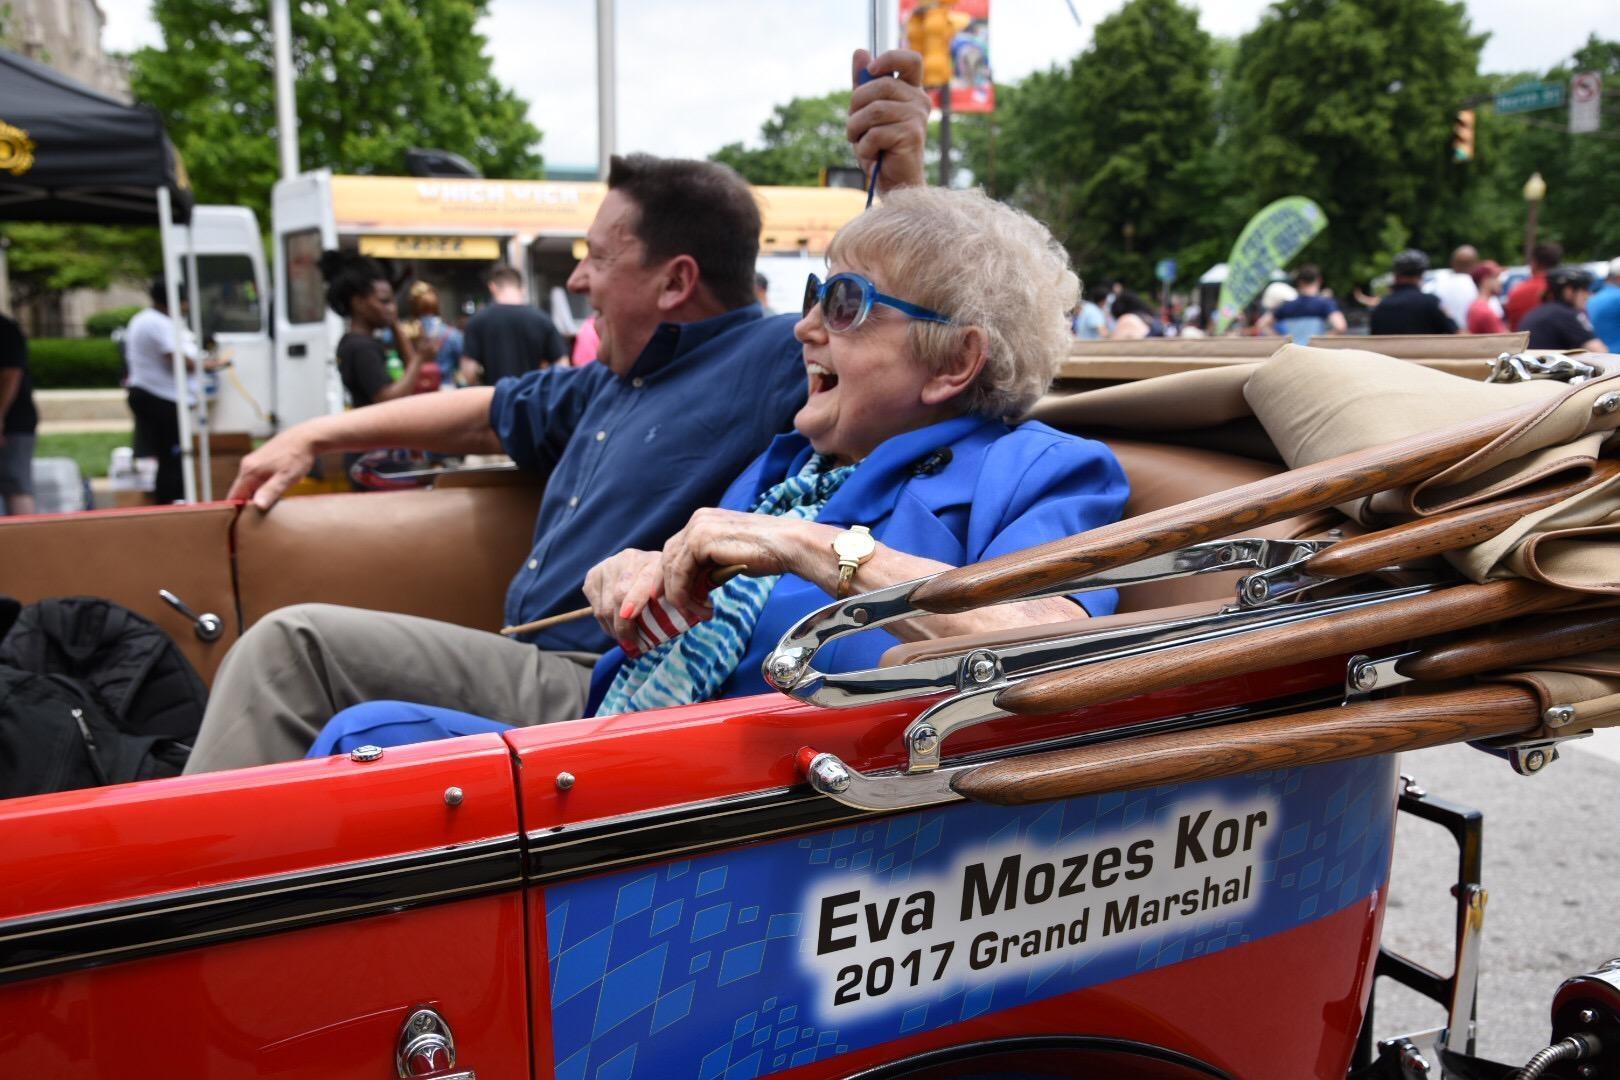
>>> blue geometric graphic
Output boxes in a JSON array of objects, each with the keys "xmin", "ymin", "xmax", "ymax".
[{"xmin": 545, "ymin": 755, "xmax": 1397, "ymax": 1079}]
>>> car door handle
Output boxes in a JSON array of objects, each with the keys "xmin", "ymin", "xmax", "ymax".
[
  {"xmin": 396, "ymin": 1008, "xmax": 475, "ymax": 1079},
  {"xmin": 158, "ymin": 590, "xmax": 224, "ymax": 642}
]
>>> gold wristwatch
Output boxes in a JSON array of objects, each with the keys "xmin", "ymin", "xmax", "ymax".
[{"xmin": 831, "ymin": 525, "xmax": 877, "ymax": 598}]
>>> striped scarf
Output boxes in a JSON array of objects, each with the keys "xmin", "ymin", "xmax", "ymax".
[{"xmin": 598, "ymin": 453, "xmax": 856, "ymax": 714}]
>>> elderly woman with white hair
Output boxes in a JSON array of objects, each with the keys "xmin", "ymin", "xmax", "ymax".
[{"xmin": 308, "ymin": 187, "xmax": 1128, "ymax": 748}]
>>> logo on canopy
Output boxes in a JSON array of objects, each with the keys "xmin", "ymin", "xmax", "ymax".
[{"xmin": 0, "ymin": 120, "xmax": 35, "ymax": 176}]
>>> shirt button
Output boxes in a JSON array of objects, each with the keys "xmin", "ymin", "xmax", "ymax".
[
  {"xmin": 632, "ymin": 377, "xmax": 644, "ymax": 388},
  {"xmin": 568, "ymin": 496, "xmax": 579, "ymax": 508},
  {"xmin": 595, "ymin": 430, "xmax": 606, "ymax": 442},
  {"xmin": 527, "ymin": 559, "xmax": 538, "ymax": 570}
]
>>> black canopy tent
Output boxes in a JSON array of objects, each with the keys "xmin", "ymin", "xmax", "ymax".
[{"xmin": 0, "ymin": 46, "xmax": 208, "ymax": 501}]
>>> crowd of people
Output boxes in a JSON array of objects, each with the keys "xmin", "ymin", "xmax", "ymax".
[{"xmin": 1073, "ymin": 241, "xmax": 1618, "ymax": 353}]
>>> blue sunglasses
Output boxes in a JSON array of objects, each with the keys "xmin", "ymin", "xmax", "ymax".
[{"xmin": 803, "ymin": 272, "xmax": 952, "ymax": 334}]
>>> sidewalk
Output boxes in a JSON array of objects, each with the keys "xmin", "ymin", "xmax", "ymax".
[{"xmin": 36, "ymin": 388, "xmax": 129, "ymax": 434}]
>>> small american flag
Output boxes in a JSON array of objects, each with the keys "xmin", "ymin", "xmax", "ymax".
[{"xmin": 632, "ymin": 596, "xmax": 698, "ymax": 652}]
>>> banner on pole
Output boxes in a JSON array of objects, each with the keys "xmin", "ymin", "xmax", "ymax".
[
  {"xmin": 1570, "ymin": 72, "xmax": 1602, "ymax": 134},
  {"xmin": 1214, "ymin": 197, "xmax": 1328, "ymax": 333},
  {"xmin": 899, "ymin": 0, "xmax": 994, "ymax": 113}
]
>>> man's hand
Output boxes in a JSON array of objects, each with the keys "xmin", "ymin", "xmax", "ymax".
[
  {"xmin": 227, "ymin": 428, "xmax": 317, "ymax": 511},
  {"xmin": 458, "ymin": 357, "xmax": 484, "ymax": 386},
  {"xmin": 849, "ymin": 48, "xmax": 930, "ymax": 193},
  {"xmin": 583, "ymin": 548, "xmax": 663, "ymax": 656}
]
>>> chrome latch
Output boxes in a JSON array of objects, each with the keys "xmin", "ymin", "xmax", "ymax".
[
  {"xmin": 1344, "ymin": 650, "xmax": 1418, "ymax": 699},
  {"xmin": 397, "ymin": 1008, "xmax": 475, "ymax": 1079},
  {"xmin": 1487, "ymin": 351, "xmax": 1601, "ymax": 385},
  {"xmin": 158, "ymin": 589, "xmax": 224, "ymax": 642}
]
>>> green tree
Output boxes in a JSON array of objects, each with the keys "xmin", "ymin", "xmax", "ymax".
[
  {"xmin": 1227, "ymin": 0, "xmax": 1485, "ymax": 288},
  {"xmin": 1461, "ymin": 37, "xmax": 1620, "ymax": 265},
  {"xmin": 959, "ymin": 0, "xmax": 1220, "ymax": 289},
  {"xmin": 711, "ymin": 91, "xmax": 855, "ymax": 186},
  {"xmin": 130, "ymin": 0, "xmax": 542, "ymax": 224}
]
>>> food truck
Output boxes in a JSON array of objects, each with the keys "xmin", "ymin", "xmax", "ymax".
[{"xmin": 269, "ymin": 171, "xmax": 870, "ymax": 430}]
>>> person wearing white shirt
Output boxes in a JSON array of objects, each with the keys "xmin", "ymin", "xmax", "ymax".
[
  {"xmin": 124, "ymin": 278, "xmax": 208, "ymax": 503},
  {"xmin": 1431, "ymin": 245, "xmax": 1480, "ymax": 330}
]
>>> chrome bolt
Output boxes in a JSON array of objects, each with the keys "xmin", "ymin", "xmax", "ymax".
[
  {"xmin": 1595, "ymin": 392, "xmax": 1620, "ymax": 415},
  {"xmin": 1544, "ymin": 705, "xmax": 1576, "ymax": 726},
  {"xmin": 809, "ymin": 755, "xmax": 852, "ymax": 794},
  {"xmin": 1243, "ymin": 577, "xmax": 1269, "ymax": 603},
  {"xmin": 1523, "ymin": 749, "xmax": 1547, "ymax": 772},
  {"xmin": 965, "ymin": 651, "xmax": 999, "ymax": 685},
  {"xmin": 443, "ymin": 786, "xmax": 464, "ymax": 807},
  {"xmin": 1579, "ymin": 1008, "xmax": 1600, "ymax": 1026},
  {"xmin": 851, "ymin": 607, "xmax": 870, "ymax": 626},
  {"xmin": 349, "ymin": 745, "xmax": 384, "ymax": 763},
  {"xmin": 910, "ymin": 725, "xmax": 940, "ymax": 757},
  {"xmin": 767, "ymin": 651, "xmax": 806, "ymax": 686},
  {"xmin": 1352, "ymin": 664, "xmax": 1379, "ymax": 691},
  {"xmin": 555, "ymin": 771, "xmax": 576, "ymax": 791}
]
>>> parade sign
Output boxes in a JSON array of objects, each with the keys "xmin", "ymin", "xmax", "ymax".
[
  {"xmin": 899, "ymin": 0, "xmax": 994, "ymax": 113},
  {"xmin": 1570, "ymin": 72, "xmax": 1602, "ymax": 135},
  {"xmin": 544, "ymin": 756, "xmax": 1395, "ymax": 1079},
  {"xmin": 1496, "ymin": 80, "xmax": 1565, "ymax": 116},
  {"xmin": 1215, "ymin": 197, "xmax": 1327, "ymax": 332}
]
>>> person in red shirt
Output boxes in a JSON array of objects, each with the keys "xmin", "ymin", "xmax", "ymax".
[
  {"xmin": 1505, "ymin": 242, "xmax": 1561, "ymax": 330},
  {"xmin": 1466, "ymin": 260, "xmax": 1507, "ymax": 334}
]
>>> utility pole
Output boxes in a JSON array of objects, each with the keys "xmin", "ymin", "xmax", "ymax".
[
  {"xmin": 938, "ymin": 88, "xmax": 953, "ymax": 187},
  {"xmin": 271, "ymin": 0, "xmax": 299, "ymax": 180},
  {"xmin": 597, "ymin": 0, "xmax": 617, "ymax": 181}
]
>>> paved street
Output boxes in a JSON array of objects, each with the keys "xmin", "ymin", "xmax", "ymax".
[{"xmin": 1373, "ymin": 729, "xmax": 1620, "ymax": 1067}]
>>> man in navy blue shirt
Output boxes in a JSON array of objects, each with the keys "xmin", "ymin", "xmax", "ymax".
[
  {"xmin": 1263, "ymin": 265, "xmax": 1346, "ymax": 344},
  {"xmin": 187, "ymin": 49, "xmax": 931, "ymax": 772}
]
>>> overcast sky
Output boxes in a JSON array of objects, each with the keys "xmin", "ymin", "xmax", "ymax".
[{"xmin": 99, "ymin": 0, "xmax": 1620, "ymax": 172}]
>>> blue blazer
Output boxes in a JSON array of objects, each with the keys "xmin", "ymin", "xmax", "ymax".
[{"xmin": 587, "ymin": 414, "xmax": 1129, "ymax": 708}]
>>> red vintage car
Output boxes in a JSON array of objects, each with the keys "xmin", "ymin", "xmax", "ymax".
[{"xmin": 2, "ymin": 346, "xmax": 1617, "ymax": 1080}]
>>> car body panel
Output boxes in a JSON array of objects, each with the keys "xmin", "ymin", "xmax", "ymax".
[{"xmin": 0, "ymin": 735, "xmax": 530, "ymax": 1077}]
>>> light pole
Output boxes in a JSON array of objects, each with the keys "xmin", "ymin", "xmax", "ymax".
[{"xmin": 1522, "ymin": 171, "xmax": 1546, "ymax": 265}]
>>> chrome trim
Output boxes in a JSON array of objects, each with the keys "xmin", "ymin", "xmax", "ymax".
[
  {"xmin": 788, "ymin": 582, "xmax": 1436, "ymax": 715},
  {"xmin": 804, "ymin": 752, "xmax": 967, "ymax": 811},
  {"xmin": 763, "ymin": 538, "xmax": 1332, "ymax": 697},
  {"xmin": 0, "ymin": 836, "xmax": 523, "ymax": 986},
  {"xmin": 398, "ymin": 1008, "xmax": 473, "ymax": 1079},
  {"xmin": 1344, "ymin": 651, "xmax": 1419, "ymax": 698},
  {"xmin": 893, "ymin": 585, "xmax": 1436, "ymax": 774},
  {"xmin": 1487, "ymin": 351, "xmax": 1602, "ymax": 385}
]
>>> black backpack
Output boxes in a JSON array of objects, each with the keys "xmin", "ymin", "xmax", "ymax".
[{"xmin": 0, "ymin": 596, "xmax": 204, "ymax": 798}]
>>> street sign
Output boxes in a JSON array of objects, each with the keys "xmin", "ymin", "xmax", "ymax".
[
  {"xmin": 1496, "ymin": 80, "xmax": 1565, "ymax": 115},
  {"xmin": 1155, "ymin": 258, "xmax": 1178, "ymax": 284},
  {"xmin": 1570, "ymin": 72, "xmax": 1602, "ymax": 134}
]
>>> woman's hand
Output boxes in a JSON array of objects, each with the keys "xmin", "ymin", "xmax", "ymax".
[
  {"xmin": 583, "ymin": 548, "xmax": 663, "ymax": 655},
  {"xmin": 661, "ymin": 510, "xmax": 822, "ymax": 625}
]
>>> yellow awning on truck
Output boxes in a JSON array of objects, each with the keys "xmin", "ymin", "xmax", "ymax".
[
  {"xmin": 331, "ymin": 175, "xmax": 867, "ymax": 255},
  {"xmin": 358, "ymin": 234, "xmax": 503, "ymax": 260}
]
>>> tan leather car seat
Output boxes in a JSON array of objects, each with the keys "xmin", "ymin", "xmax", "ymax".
[{"xmin": 234, "ymin": 481, "xmax": 543, "ymax": 633}]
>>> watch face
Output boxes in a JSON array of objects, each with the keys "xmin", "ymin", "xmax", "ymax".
[{"xmin": 833, "ymin": 528, "xmax": 876, "ymax": 560}]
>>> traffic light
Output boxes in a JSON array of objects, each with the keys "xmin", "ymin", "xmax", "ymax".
[
  {"xmin": 1452, "ymin": 109, "xmax": 1475, "ymax": 163},
  {"xmin": 906, "ymin": 1, "xmax": 967, "ymax": 89}
]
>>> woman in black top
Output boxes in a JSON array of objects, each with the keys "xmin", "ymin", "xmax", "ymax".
[
  {"xmin": 1521, "ymin": 267, "xmax": 1605, "ymax": 352},
  {"xmin": 317, "ymin": 251, "xmax": 428, "ymax": 408}
]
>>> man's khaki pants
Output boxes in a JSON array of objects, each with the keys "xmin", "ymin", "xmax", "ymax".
[{"xmin": 185, "ymin": 603, "xmax": 598, "ymax": 773}]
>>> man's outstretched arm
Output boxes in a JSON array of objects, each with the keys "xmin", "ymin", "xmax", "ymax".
[{"xmin": 228, "ymin": 388, "xmax": 503, "ymax": 510}]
